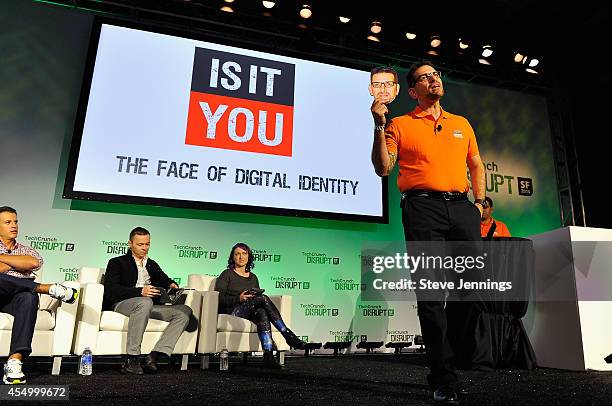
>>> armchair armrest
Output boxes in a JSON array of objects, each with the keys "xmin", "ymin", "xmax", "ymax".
[
  {"xmin": 198, "ymin": 290, "xmax": 219, "ymax": 354},
  {"xmin": 52, "ymin": 281, "xmax": 80, "ymax": 355},
  {"xmin": 268, "ymin": 295, "xmax": 292, "ymax": 330},
  {"xmin": 72, "ymin": 283, "xmax": 104, "ymax": 355}
]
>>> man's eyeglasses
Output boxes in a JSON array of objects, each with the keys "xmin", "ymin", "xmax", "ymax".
[
  {"xmin": 413, "ymin": 70, "xmax": 441, "ymax": 85},
  {"xmin": 371, "ymin": 81, "xmax": 397, "ymax": 89}
]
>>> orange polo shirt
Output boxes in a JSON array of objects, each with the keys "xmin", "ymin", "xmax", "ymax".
[
  {"xmin": 385, "ymin": 106, "xmax": 480, "ymax": 193},
  {"xmin": 481, "ymin": 218, "xmax": 511, "ymax": 238}
]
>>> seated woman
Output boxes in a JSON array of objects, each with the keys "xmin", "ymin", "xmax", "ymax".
[{"xmin": 214, "ymin": 242, "xmax": 305, "ymax": 368}]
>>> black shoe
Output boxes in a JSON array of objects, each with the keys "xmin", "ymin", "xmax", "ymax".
[
  {"xmin": 456, "ymin": 383, "xmax": 468, "ymax": 396},
  {"xmin": 121, "ymin": 356, "xmax": 144, "ymax": 375},
  {"xmin": 284, "ymin": 329, "xmax": 305, "ymax": 350},
  {"xmin": 433, "ymin": 385, "xmax": 459, "ymax": 405},
  {"xmin": 263, "ymin": 350, "xmax": 283, "ymax": 369},
  {"xmin": 142, "ymin": 354, "xmax": 158, "ymax": 374}
]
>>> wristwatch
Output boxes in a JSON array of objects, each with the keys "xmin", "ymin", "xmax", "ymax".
[{"xmin": 374, "ymin": 124, "xmax": 385, "ymax": 132}]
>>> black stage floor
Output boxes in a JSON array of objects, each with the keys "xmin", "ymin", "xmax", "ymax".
[{"xmin": 5, "ymin": 353, "xmax": 612, "ymax": 405}]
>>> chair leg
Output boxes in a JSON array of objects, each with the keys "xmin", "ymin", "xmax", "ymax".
[
  {"xmin": 51, "ymin": 356, "xmax": 62, "ymax": 376},
  {"xmin": 200, "ymin": 355, "xmax": 210, "ymax": 370},
  {"xmin": 180, "ymin": 354, "xmax": 189, "ymax": 371},
  {"xmin": 277, "ymin": 351, "xmax": 285, "ymax": 366}
]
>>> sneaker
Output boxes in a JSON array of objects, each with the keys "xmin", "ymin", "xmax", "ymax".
[
  {"xmin": 48, "ymin": 284, "xmax": 79, "ymax": 304},
  {"xmin": 3, "ymin": 359, "xmax": 26, "ymax": 384}
]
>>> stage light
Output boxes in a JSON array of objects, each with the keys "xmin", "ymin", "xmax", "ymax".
[
  {"xmin": 299, "ymin": 4, "xmax": 312, "ymax": 19},
  {"xmin": 323, "ymin": 341, "xmax": 352, "ymax": 356},
  {"xmin": 220, "ymin": 5, "xmax": 234, "ymax": 12},
  {"xmin": 481, "ymin": 45, "xmax": 493, "ymax": 57},
  {"xmin": 478, "ymin": 58, "xmax": 491, "ymax": 65},
  {"xmin": 528, "ymin": 58, "xmax": 539, "ymax": 67},
  {"xmin": 458, "ymin": 38, "xmax": 469, "ymax": 50},
  {"xmin": 303, "ymin": 342, "xmax": 322, "ymax": 356},
  {"xmin": 430, "ymin": 35, "xmax": 441, "ymax": 48},
  {"xmin": 385, "ymin": 341, "xmax": 412, "ymax": 354},
  {"xmin": 405, "ymin": 32, "xmax": 417, "ymax": 40},
  {"xmin": 514, "ymin": 52, "xmax": 527, "ymax": 64},
  {"xmin": 356, "ymin": 341, "xmax": 384, "ymax": 354},
  {"xmin": 262, "ymin": 1, "xmax": 275, "ymax": 9},
  {"xmin": 370, "ymin": 21, "xmax": 382, "ymax": 34},
  {"xmin": 223, "ymin": 0, "xmax": 234, "ymax": 2},
  {"xmin": 339, "ymin": 16, "xmax": 351, "ymax": 23},
  {"xmin": 367, "ymin": 35, "xmax": 380, "ymax": 42},
  {"xmin": 525, "ymin": 68, "xmax": 539, "ymax": 74},
  {"xmin": 426, "ymin": 50, "xmax": 439, "ymax": 56}
]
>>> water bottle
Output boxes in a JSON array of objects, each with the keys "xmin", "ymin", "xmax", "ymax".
[
  {"xmin": 219, "ymin": 348, "xmax": 229, "ymax": 371},
  {"xmin": 78, "ymin": 347, "xmax": 93, "ymax": 376}
]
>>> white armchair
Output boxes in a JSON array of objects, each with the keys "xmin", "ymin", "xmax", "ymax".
[
  {"xmin": 0, "ymin": 277, "xmax": 80, "ymax": 375},
  {"xmin": 187, "ymin": 274, "xmax": 293, "ymax": 369},
  {"xmin": 72, "ymin": 267, "xmax": 201, "ymax": 369}
]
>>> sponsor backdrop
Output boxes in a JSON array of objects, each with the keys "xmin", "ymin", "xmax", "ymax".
[{"xmin": 1, "ymin": 1, "xmax": 560, "ymax": 352}]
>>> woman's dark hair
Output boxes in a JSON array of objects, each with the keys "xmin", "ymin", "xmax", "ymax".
[{"xmin": 226, "ymin": 242, "xmax": 255, "ymax": 272}]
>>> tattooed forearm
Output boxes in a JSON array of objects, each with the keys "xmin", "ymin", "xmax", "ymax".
[{"xmin": 388, "ymin": 152, "xmax": 397, "ymax": 171}]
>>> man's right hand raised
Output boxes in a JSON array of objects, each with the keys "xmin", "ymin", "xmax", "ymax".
[
  {"xmin": 141, "ymin": 285, "xmax": 161, "ymax": 297},
  {"xmin": 371, "ymin": 96, "xmax": 388, "ymax": 127}
]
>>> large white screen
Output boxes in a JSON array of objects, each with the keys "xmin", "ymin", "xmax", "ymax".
[{"xmin": 68, "ymin": 23, "xmax": 384, "ymax": 221}]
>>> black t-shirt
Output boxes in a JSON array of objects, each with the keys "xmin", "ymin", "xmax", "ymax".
[{"xmin": 214, "ymin": 268, "xmax": 260, "ymax": 314}]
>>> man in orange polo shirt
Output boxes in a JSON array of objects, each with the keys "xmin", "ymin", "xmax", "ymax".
[
  {"xmin": 370, "ymin": 61, "xmax": 485, "ymax": 405},
  {"xmin": 480, "ymin": 197, "xmax": 511, "ymax": 238}
]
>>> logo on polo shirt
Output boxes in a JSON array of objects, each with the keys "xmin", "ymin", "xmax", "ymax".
[
  {"xmin": 453, "ymin": 130, "xmax": 463, "ymax": 139},
  {"xmin": 185, "ymin": 48, "xmax": 295, "ymax": 156}
]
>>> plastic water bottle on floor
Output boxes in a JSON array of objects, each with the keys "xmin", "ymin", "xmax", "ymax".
[
  {"xmin": 219, "ymin": 349, "xmax": 229, "ymax": 371},
  {"xmin": 78, "ymin": 347, "xmax": 93, "ymax": 376}
]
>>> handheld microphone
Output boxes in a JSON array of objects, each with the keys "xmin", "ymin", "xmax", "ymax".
[
  {"xmin": 6, "ymin": 249, "xmax": 11, "ymax": 254},
  {"xmin": 436, "ymin": 124, "xmax": 442, "ymax": 133}
]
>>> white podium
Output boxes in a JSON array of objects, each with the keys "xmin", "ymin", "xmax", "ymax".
[{"xmin": 525, "ymin": 226, "xmax": 612, "ymax": 371}]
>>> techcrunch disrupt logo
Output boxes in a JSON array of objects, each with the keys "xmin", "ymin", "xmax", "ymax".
[
  {"xmin": 253, "ymin": 249, "xmax": 281, "ymax": 263},
  {"xmin": 24, "ymin": 236, "xmax": 75, "ymax": 252},
  {"xmin": 302, "ymin": 251, "xmax": 340, "ymax": 265},
  {"xmin": 372, "ymin": 252, "xmax": 486, "ymax": 274},
  {"xmin": 102, "ymin": 240, "xmax": 129, "ymax": 255},
  {"xmin": 270, "ymin": 276, "xmax": 310, "ymax": 290},
  {"xmin": 173, "ymin": 244, "xmax": 217, "ymax": 259},
  {"xmin": 359, "ymin": 304, "xmax": 395, "ymax": 317},
  {"xmin": 386, "ymin": 330, "xmax": 414, "ymax": 342},
  {"xmin": 329, "ymin": 331, "xmax": 367, "ymax": 343},
  {"xmin": 59, "ymin": 267, "xmax": 79, "ymax": 282},
  {"xmin": 301, "ymin": 304, "xmax": 339, "ymax": 317},
  {"xmin": 330, "ymin": 278, "xmax": 365, "ymax": 291}
]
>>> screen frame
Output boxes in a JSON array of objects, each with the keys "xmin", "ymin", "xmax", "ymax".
[{"xmin": 63, "ymin": 17, "xmax": 389, "ymax": 224}]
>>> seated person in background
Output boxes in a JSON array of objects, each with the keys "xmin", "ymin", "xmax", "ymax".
[
  {"xmin": 480, "ymin": 197, "xmax": 511, "ymax": 238},
  {"xmin": 215, "ymin": 242, "xmax": 305, "ymax": 369},
  {"xmin": 0, "ymin": 206, "xmax": 78, "ymax": 384},
  {"xmin": 103, "ymin": 226, "xmax": 192, "ymax": 375}
]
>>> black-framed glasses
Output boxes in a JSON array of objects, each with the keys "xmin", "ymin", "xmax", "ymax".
[
  {"xmin": 413, "ymin": 70, "xmax": 441, "ymax": 85},
  {"xmin": 371, "ymin": 81, "xmax": 397, "ymax": 88}
]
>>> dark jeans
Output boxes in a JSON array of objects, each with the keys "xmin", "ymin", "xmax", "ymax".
[
  {"xmin": 0, "ymin": 273, "xmax": 40, "ymax": 357},
  {"xmin": 401, "ymin": 195, "xmax": 481, "ymax": 389}
]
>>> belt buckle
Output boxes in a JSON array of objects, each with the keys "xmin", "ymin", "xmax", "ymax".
[{"xmin": 442, "ymin": 192, "xmax": 452, "ymax": 201}]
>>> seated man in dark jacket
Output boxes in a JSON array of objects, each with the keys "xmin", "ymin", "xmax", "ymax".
[{"xmin": 103, "ymin": 227, "xmax": 192, "ymax": 375}]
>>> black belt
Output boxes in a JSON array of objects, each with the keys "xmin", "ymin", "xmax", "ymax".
[{"xmin": 402, "ymin": 189, "xmax": 468, "ymax": 201}]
